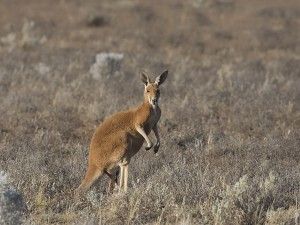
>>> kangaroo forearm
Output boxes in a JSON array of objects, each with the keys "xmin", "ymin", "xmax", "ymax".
[
  {"xmin": 136, "ymin": 126, "xmax": 151, "ymax": 145},
  {"xmin": 152, "ymin": 125, "xmax": 160, "ymax": 143}
]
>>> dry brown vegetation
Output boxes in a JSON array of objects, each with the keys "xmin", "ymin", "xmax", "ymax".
[{"xmin": 0, "ymin": 0, "xmax": 300, "ymax": 224}]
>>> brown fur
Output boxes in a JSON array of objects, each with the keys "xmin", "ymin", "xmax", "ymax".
[{"xmin": 76, "ymin": 70, "xmax": 168, "ymax": 194}]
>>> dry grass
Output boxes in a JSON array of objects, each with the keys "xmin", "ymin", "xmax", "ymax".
[{"xmin": 0, "ymin": 0, "xmax": 300, "ymax": 224}]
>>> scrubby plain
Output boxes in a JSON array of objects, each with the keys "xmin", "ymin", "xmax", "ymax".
[{"xmin": 0, "ymin": 0, "xmax": 300, "ymax": 224}]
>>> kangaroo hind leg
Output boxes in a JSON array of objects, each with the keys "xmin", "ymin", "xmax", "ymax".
[
  {"xmin": 105, "ymin": 167, "xmax": 120, "ymax": 194},
  {"xmin": 118, "ymin": 164, "xmax": 129, "ymax": 193}
]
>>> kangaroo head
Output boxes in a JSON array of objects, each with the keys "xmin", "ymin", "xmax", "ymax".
[{"xmin": 141, "ymin": 70, "xmax": 168, "ymax": 106}]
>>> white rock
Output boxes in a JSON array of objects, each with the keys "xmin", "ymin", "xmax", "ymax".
[
  {"xmin": 90, "ymin": 52, "xmax": 124, "ymax": 80},
  {"xmin": 0, "ymin": 172, "xmax": 24, "ymax": 225}
]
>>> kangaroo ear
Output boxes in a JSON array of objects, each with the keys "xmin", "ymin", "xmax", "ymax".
[
  {"xmin": 155, "ymin": 70, "xmax": 168, "ymax": 86},
  {"xmin": 141, "ymin": 71, "xmax": 151, "ymax": 85}
]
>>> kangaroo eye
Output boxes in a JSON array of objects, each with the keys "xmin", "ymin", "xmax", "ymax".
[{"xmin": 147, "ymin": 90, "xmax": 150, "ymax": 93}]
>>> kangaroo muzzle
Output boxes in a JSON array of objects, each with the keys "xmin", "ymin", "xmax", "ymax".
[{"xmin": 149, "ymin": 97, "xmax": 158, "ymax": 105}]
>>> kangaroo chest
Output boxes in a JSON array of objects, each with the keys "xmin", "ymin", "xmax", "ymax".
[{"xmin": 143, "ymin": 109, "xmax": 160, "ymax": 134}]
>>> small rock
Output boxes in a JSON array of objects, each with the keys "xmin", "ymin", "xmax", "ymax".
[
  {"xmin": 89, "ymin": 52, "xmax": 124, "ymax": 80},
  {"xmin": 0, "ymin": 172, "xmax": 24, "ymax": 225}
]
